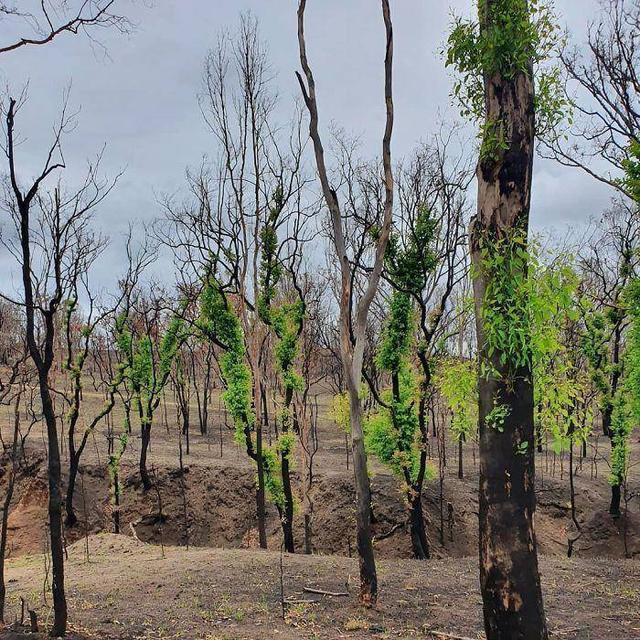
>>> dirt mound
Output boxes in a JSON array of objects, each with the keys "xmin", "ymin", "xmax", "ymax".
[{"xmin": 578, "ymin": 509, "xmax": 640, "ymax": 557}]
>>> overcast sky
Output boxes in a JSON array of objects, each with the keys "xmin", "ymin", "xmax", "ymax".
[{"xmin": 0, "ymin": 0, "xmax": 614, "ymax": 292}]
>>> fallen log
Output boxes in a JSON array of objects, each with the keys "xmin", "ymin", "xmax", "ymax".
[{"xmin": 302, "ymin": 587, "xmax": 348, "ymax": 597}]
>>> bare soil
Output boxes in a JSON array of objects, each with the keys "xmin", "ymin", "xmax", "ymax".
[
  {"xmin": 2, "ymin": 388, "xmax": 640, "ymax": 638},
  {"xmin": 3, "ymin": 533, "xmax": 640, "ymax": 639}
]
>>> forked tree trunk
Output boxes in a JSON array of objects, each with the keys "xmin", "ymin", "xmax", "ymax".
[
  {"xmin": 10, "ymin": 97, "xmax": 68, "ymax": 637},
  {"xmin": 470, "ymin": 2, "xmax": 548, "ymax": 637},
  {"xmin": 296, "ymin": 0, "xmax": 394, "ymax": 606}
]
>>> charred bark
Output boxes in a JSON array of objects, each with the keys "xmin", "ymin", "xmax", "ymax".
[
  {"xmin": 408, "ymin": 491, "xmax": 430, "ymax": 560},
  {"xmin": 470, "ymin": 6, "xmax": 548, "ymax": 636}
]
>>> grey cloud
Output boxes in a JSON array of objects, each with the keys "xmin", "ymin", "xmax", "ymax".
[{"xmin": 0, "ymin": 0, "xmax": 614, "ymax": 291}]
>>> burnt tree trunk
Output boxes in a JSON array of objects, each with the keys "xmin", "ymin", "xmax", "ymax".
[
  {"xmin": 66, "ymin": 453, "xmax": 80, "ymax": 527},
  {"xmin": 255, "ymin": 383, "xmax": 268, "ymax": 549},
  {"xmin": 19, "ymin": 216, "xmax": 67, "ymax": 635},
  {"xmin": 605, "ymin": 323, "xmax": 623, "ymax": 515},
  {"xmin": 8, "ymin": 96, "xmax": 70, "ymax": 636},
  {"xmin": 140, "ymin": 420, "xmax": 152, "ymax": 491},
  {"xmin": 277, "ymin": 385, "xmax": 296, "ymax": 553},
  {"xmin": 279, "ymin": 451, "xmax": 295, "ymax": 553},
  {"xmin": 255, "ymin": 426, "xmax": 268, "ymax": 549},
  {"xmin": 408, "ymin": 490, "xmax": 430, "ymax": 560},
  {"xmin": 470, "ymin": 3, "xmax": 548, "ymax": 637},
  {"xmin": 113, "ymin": 468, "xmax": 121, "ymax": 534},
  {"xmin": 40, "ymin": 371, "xmax": 68, "ymax": 636}
]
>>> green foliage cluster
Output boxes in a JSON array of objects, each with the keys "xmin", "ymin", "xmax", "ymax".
[
  {"xmin": 385, "ymin": 206, "xmax": 438, "ymax": 296},
  {"xmin": 268, "ymin": 291, "xmax": 304, "ymax": 506},
  {"xmin": 261, "ymin": 447, "xmax": 282, "ymax": 507},
  {"xmin": 114, "ymin": 305, "xmax": 186, "ymax": 427},
  {"xmin": 476, "ymin": 229, "xmax": 532, "ymax": 375},
  {"xmin": 261, "ymin": 437, "xmax": 295, "ymax": 510},
  {"xmin": 476, "ymin": 240, "xmax": 593, "ymax": 451},
  {"xmin": 199, "ymin": 276, "xmax": 255, "ymax": 436},
  {"xmin": 256, "ymin": 187, "xmax": 305, "ymax": 399},
  {"xmin": 434, "ymin": 358, "xmax": 478, "ymax": 443},
  {"xmin": 199, "ymin": 272, "xmax": 292, "ymax": 509},
  {"xmin": 485, "ymin": 400, "xmax": 511, "ymax": 432},
  {"xmin": 159, "ymin": 313, "xmax": 186, "ymax": 383},
  {"xmin": 365, "ymin": 291, "xmax": 431, "ymax": 484},
  {"xmin": 624, "ymin": 280, "xmax": 640, "ymax": 419},
  {"xmin": 254, "ymin": 188, "xmax": 305, "ymax": 514},
  {"xmin": 608, "ymin": 279, "xmax": 640, "ymax": 487},
  {"xmin": 376, "ymin": 292, "xmax": 413, "ymax": 373},
  {"xmin": 257, "ymin": 187, "xmax": 284, "ymax": 323},
  {"xmin": 330, "ymin": 387, "xmax": 371, "ymax": 436},
  {"xmin": 446, "ymin": 0, "xmax": 566, "ymax": 153},
  {"xmin": 609, "ymin": 395, "xmax": 632, "ymax": 488},
  {"xmin": 331, "ymin": 391, "xmax": 351, "ymax": 434},
  {"xmin": 529, "ymin": 253, "xmax": 592, "ymax": 452},
  {"xmin": 272, "ymin": 301, "xmax": 305, "ymax": 394},
  {"xmin": 365, "ymin": 366, "xmax": 428, "ymax": 483},
  {"xmin": 107, "ymin": 433, "xmax": 129, "ymax": 497},
  {"xmin": 581, "ymin": 310, "xmax": 612, "ymax": 411},
  {"xmin": 362, "ymin": 206, "xmax": 442, "ymax": 486},
  {"xmin": 62, "ymin": 297, "xmax": 86, "ymax": 380},
  {"xmin": 621, "ymin": 140, "xmax": 640, "ymax": 203}
]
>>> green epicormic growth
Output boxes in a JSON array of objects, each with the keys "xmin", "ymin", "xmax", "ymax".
[
  {"xmin": 446, "ymin": 0, "xmax": 565, "ymax": 151},
  {"xmin": 115, "ymin": 306, "xmax": 185, "ymax": 410},
  {"xmin": 272, "ymin": 301, "xmax": 305, "ymax": 394},
  {"xmin": 580, "ymin": 310, "xmax": 611, "ymax": 408},
  {"xmin": 199, "ymin": 276, "xmax": 255, "ymax": 436},
  {"xmin": 257, "ymin": 187, "xmax": 305, "ymax": 395},
  {"xmin": 365, "ymin": 291, "xmax": 425, "ymax": 482},
  {"xmin": 256, "ymin": 188, "xmax": 305, "ymax": 518},
  {"xmin": 445, "ymin": 0, "xmax": 561, "ymax": 110},
  {"xmin": 530, "ymin": 254, "xmax": 590, "ymax": 453},
  {"xmin": 257, "ymin": 187, "xmax": 284, "ymax": 324},
  {"xmin": 198, "ymin": 274, "xmax": 285, "ymax": 507},
  {"xmin": 385, "ymin": 207, "xmax": 437, "ymax": 295},
  {"xmin": 476, "ymin": 228, "xmax": 532, "ymax": 375},
  {"xmin": 621, "ymin": 141, "xmax": 640, "ymax": 204},
  {"xmin": 435, "ymin": 358, "xmax": 478, "ymax": 444},
  {"xmin": 609, "ymin": 279, "xmax": 640, "ymax": 490},
  {"xmin": 377, "ymin": 292, "xmax": 413, "ymax": 374},
  {"xmin": 478, "ymin": 238, "xmax": 590, "ymax": 450}
]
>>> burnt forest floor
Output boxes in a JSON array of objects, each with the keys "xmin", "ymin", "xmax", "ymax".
[
  {"xmin": 2, "ymin": 533, "xmax": 640, "ymax": 640},
  {"xmin": 2, "ymin": 388, "xmax": 640, "ymax": 638}
]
